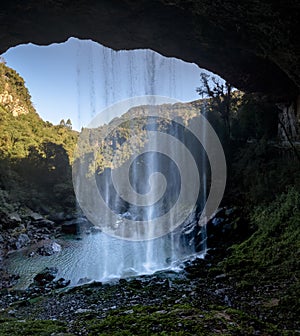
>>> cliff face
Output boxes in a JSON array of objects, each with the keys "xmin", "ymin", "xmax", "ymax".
[
  {"xmin": 0, "ymin": 1, "xmax": 299, "ymax": 99},
  {"xmin": 0, "ymin": 62, "xmax": 33, "ymax": 117}
]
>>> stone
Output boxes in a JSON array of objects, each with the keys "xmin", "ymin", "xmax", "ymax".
[
  {"xmin": 15, "ymin": 233, "xmax": 30, "ymax": 249},
  {"xmin": 33, "ymin": 267, "xmax": 58, "ymax": 286},
  {"xmin": 90, "ymin": 226, "xmax": 102, "ymax": 234},
  {"xmin": 55, "ymin": 278, "xmax": 70, "ymax": 289},
  {"xmin": 48, "ymin": 212, "xmax": 68, "ymax": 223},
  {"xmin": 36, "ymin": 218, "xmax": 56, "ymax": 229},
  {"xmin": 8, "ymin": 212, "xmax": 21, "ymax": 223},
  {"xmin": 36, "ymin": 241, "xmax": 62, "ymax": 256},
  {"xmin": 29, "ymin": 212, "xmax": 44, "ymax": 221},
  {"xmin": 61, "ymin": 217, "xmax": 91, "ymax": 235},
  {"xmin": 77, "ymin": 277, "xmax": 92, "ymax": 285},
  {"xmin": 75, "ymin": 308, "xmax": 93, "ymax": 314}
]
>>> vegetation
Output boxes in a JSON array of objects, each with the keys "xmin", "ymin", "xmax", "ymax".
[
  {"xmin": 0, "ymin": 60, "xmax": 299, "ymax": 334},
  {"xmin": 74, "ymin": 103, "xmax": 200, "ymax": 175},
  {"xmin": 196, "ymin": 72, "xmax": 278, "ymax": 143},
  {"xmin": 72, "ymin": 304, "xmax": 281, "ymax": 335},
  {"xmin": 224, "ymin": 188, "xmax": 300, "ymax": 277},
  {"xmin": 0, "ymin": 62, "xmax": 78, "ymax": 213},
  {"xmin": 0, "ymin": 318, "xmax": 68, "ymax": 336}
]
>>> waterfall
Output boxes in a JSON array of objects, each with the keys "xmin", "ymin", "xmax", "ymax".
[
  {"xmin": 200, "ymin": 102, "xmax": 208, "ymax": 252},
  {"xmin": 3, "ymin": 39, "xmax": 226, "ymax": 289},
  {"xmin": 70, "ymin": 45, "xmax": 216, "ymax": 285}
]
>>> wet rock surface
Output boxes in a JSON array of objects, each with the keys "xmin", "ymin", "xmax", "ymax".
[
  {"xmin": 61, "ymin": 217, "xmax": 92, "ymax": 235},
  {"xmin": 0, "ymin": 207, "xmax": 82, "ymax": 289},
  {"xmin": 0, "ymin": 252, "xmax": 297, "ymax": 335},
  {"xmin": 35, "ymin": 240, "xmax": 62, "ymax": 256},
  {"xmin": 0, "ymin": 205, "xmax": 298, "ymax": 334}
]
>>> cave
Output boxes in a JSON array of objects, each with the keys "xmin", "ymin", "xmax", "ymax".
[
  {"xmin": 0, "ymin": 0, "xmax": 299, "ymax": 99},
  {"xmin": 0, "ymin": 2, "xmax": 299, "ymax": 333}
]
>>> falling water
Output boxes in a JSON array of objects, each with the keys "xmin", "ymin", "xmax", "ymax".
[
  {"xmin": 200, "ymin": 102, "xmax": 208, "ymax": 252},
  {"xmin": 7, "ymin": 41, "xmax": 215, "ymax": 288}
]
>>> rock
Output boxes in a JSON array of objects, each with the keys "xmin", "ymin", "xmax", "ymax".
[
  {"xmin": 215, "ymin": 273, "xmax": 227, "ymax": 282},
  {"xmin": 0, "ymin": 272, "xmax": 20, "ymax": 290},
  {"xmin": 203, "ymin": 207, "xmax": 245, "ymax": 249},
  {"xmin": 61, "ymin": 217, "xmax": 91, "ymax": 235},
  {"xmin": 33, "ymin": 267, "xmax": 58, "ymax": 286},
  {"xmin": 61, "ymin": 221, "xmax": 78, "ymax": 235},
  {"xmin": 29, "ymin": 212, "xmax": 44, "ymax": 221},
  {"xmin": 49, "ymin": 212, "xmax": 75, "ymax": 223},
  {"xmin": 90, "ymin": 226, "xmax": 102, "ymax": 234},
  {"xmin": 8, "ymin": 212, "xmax": 21, "ymax": 223},
  {"xmin": 36, "ymin": 241, "xmax": 62, "ymax": 256},
  {"xmin": 36, "ymin": 218, "xmax": 56, "ymax": 229},
  {"xmin": 77, "ymin": 277, "xmax": 92, "ymax": 285},
  {"xmin": 15, "ymin": 233, "xmax": 30, "ymax": 249},
  {"xmin": 0, "ymin": 234, "xmax": 4, "ymax": 243},
  {"xmin": 54, "ymin": 277, "xmax": 70, "ymax": 289},
  {"xmin": 75, "ymin": 308, "xmax": 93, "ymax": 314}
]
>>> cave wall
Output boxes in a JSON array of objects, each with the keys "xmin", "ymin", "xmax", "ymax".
[{"xmin": 0, "ymin": 0, "xmax": 299, "ymax": 100}]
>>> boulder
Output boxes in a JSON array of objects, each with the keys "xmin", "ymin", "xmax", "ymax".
[
  {"xmin": 61, "ymin": 217, "xmax": 91, "ymax": 235},
  {"xmin": 36, "ymin": 218, "xmax": 56, "ymax": 229},
  {"xmin": 48, "ymin": 212, "xmax": 75, "ymax": 223},
  {"xmin": 8, "ymin": 212, "xmax": 21, "ymax": 223},
  {"xmin": 202, "ymin": 207, "xmax": 247, "ymax": 249},
  {"xmin": 77, "ymin": 277, "xmax": 92, "ymax": 285},
  {"xmin": 15, "ymin": 233, "xmax": 30, "ymax": 249},
  {"xmin": 36, "ymin": 241, "xmax": 62, "ymax": 256},
  {"xmin": 29, "ymin": 212, "xmax": 44, "ymax": 221},
  {"xmin": 33, "ymin": 267, "xmax": 58, "ymax": 286},
  {"xmin": 30, "ymin": 268, "xmax": 70, "ymax": 291},
  {"xmin": 90, "ymin": 226, "xmax": 102, "ymax": 234}
]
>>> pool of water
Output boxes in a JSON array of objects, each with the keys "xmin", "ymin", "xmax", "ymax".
[{"xmin": 6, "ymin": 231, "xmax": 203, "ymax": 289}]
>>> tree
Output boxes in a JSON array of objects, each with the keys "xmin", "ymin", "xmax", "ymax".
[
  {"xmin": 59, "ymin": 119, "xmax": 65, "ymax": 127},
  {"xmin": 66, "ymin": 118, "xmax": 72, "ymax": 129},
  {"xmin": 196, "ymin": 73, "xmax": 233, "ymax": 138}
]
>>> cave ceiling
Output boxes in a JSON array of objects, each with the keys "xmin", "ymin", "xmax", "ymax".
[{"xmin": 0, "ymin": 0, "xmax": 299, "ymax": 99}]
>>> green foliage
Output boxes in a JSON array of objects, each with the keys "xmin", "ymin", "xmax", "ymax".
[
  {"xmin": 224, "ymin": 188, "xmax": 300, "ymax": 280},
  {"xmin": 222, "ymin": 188, "xmax": 300, "ymax": 324},
  {"xmin": 71, "ymin": 304, "xmax": 281, "ymax": 335},
  {"xmin": 0, "ymin": 61, "xmax": 78, "ymax": 213},
  {"xmin": 0, "ymin": 63, "xmax": 34, "ymax": 114},
  {"xmin": 0, "ymin": 318, "xmax": 68, "ymax": 336},
  {"xmin": 196, "ymin": 74, "xmax": 279, "ymax": 144},
  {"xmin": 231, "ymin": 94, "xmax": 278, "ymax": 141},
  {"xmin": 75, "ymin": 104, "xmax": 199, "ymax": 176},
  {"xmin": 227, "ymin": 140, "xmax": 300, "ymax": 206}
]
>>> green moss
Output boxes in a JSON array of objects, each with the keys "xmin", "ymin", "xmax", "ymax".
[
  {"xmin": 224, "ymin": 188, "xmax": 300, "ymax": 279},
  {"xmin": 71, "ymin": 304, "xmax": 284, "ymax": 335},
  {"xmin": 0, "ymin": 319, "xmax": 69, "ymax": 336}
]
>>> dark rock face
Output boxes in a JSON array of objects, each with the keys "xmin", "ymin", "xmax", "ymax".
[
  {"xmin": 0, "ymin": 1, "xmax": 299, "ymax": 98},
  {"xmin": 61, "ymin": 217, "xmax": 92, "ymax": 235},
  {"xmin": 30, "ymin": 267, "xmax": 70, "ymax": 292},
  {"xmin": 32, "ymin": 267, "xmax": 58, "ymax": 286}
]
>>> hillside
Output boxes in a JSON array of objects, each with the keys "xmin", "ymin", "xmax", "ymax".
[{"xmin": 0, "ymin": 61, "xmax": 78, "ymax": 215}]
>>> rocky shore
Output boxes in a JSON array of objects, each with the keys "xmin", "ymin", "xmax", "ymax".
[
  {"xmin": 0, "ymin": 204, "xmax": 90, "ymax": 290},
  {"xmin": 0, "ymin": 206, "xmax": 298, "ymax": 335},
  {"xmin": 0, "ymin": 248, "xmax": 298, "ymax": 335}
]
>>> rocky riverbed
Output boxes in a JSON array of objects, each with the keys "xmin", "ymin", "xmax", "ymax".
[
  {"xmin": 0, "ymin": 248, "xmax": 298, "ymax": 335},
  {"xmin": 0, "ymin": 205, "xmax": 90, "ymax": 289},
  {"xmin": 0, "ymin": 206, "xmax": 298, "ymax": 335}
]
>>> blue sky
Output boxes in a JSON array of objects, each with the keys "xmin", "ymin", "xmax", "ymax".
[{"xmin": 1, "ymin": 37, "xmax": 215, "ymax": 130}]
